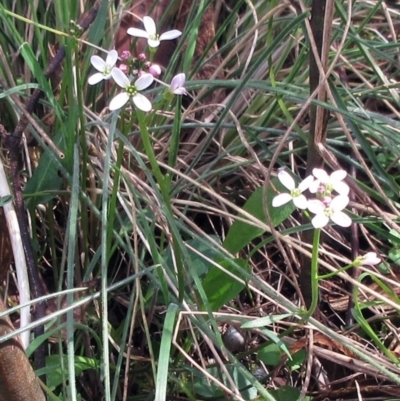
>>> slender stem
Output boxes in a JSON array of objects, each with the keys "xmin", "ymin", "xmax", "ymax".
[
  {"xmin": 307, "ymin": 228, "xmax": 321, "ymax": 317},
  {"xmin": 137, "ymin": 110, "xmax": 168, "ymax": 200},
  {"xmin": 136, "ymin": 110, "xmax": 185, "ymax": 301}
]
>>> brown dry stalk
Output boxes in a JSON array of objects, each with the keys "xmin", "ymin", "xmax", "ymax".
[{"xmin": 0, "ymin": 297, "xmax": 45, "ymax": 401}]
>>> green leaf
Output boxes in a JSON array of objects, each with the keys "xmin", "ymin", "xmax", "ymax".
[
  {"xmin": 41, "ymin": 355, "xmax": 100, "ymax": 391},
  {"xmin": 223, "ymin": 178, "xmax": 295, "ymax": 254},
  {"xmin": 0, "ymin": 195, "xmax": 12, "ymax": 207},
  {"xmin": 388, "ymin": 248, "xmax": 400, "ymax": 265},
  {"xmin": 200, "ymin": 258, "xmax": 249, "ymax": 311},
  {"xmin": 24, "ymin": 130, "xmax": 65, "ymax": 207},
  {"xmin": 269, "ymin": 386, "xmax": 301, "ymax": 401},
  {"xmin": 258, "ymin": 343, "xmax": 282, "ymax": 367},
  {"xmin": 288, "ymin": 349, "xmax": 306, "ymax": 371},
  {"xmin": 259, "ymin": 328, "xmax": 292, "ymax": 360},
  {"xmin": 155, "ymin": 304, "xmax": 179, "ymax": 401}
]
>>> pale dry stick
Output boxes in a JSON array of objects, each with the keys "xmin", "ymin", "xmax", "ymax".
[
  {"xmin": 301, "ymin": 329, "xmax": 314, "ymax": 400},
  {"xmin": 355, "ymin": 380, "xmax": 362, "ymax": 401},
  {"xmin": 0, "ymin": 157, "xmax": 30, "ymax": 349},
  {"xmin": 240, "ymin": 0, "xmax": 258, "ymax": 80},
  {"xmin": 383, "ymin": 1, "xmax": 400, "ymax": 63}
]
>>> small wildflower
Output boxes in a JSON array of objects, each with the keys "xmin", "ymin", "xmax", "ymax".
[
  {"xmin": 170, "ymin": 73, "xmax": 187, "ymax": 95},
  {"xmin": 307, "ymin": 195, "xmax": 351, "ymax": 228},
  {"xmin": 119, "ymin": 64, "xmax": 128, "ymax": 73},
  {"xmin": 272, "ymin": 171, "xmax": 314, "ymax": 209},
  {"xmin": 309, "ymin": 168, "xmax": 350, "ymax": 196},
  {"xmin": 127, "ymin": 16, "xmax": 182, "ymax": 48},
  {"xmin": 120, "ymin": 50, "xmax": 131, "ymax": 60},
  {"xmin": 148, "ymin": 64, "xmax": 162, "ymax": 77},
  {"xmin": 109, "ymin": 68, "xmax": 153, "ymax": 112},
  {"xmin": 88, "ymin": 50, "xmax": 118, "ymax": 85},
  {"xmin": 354, "ymin": 252, "xmax": 381, "ymax": 267}
]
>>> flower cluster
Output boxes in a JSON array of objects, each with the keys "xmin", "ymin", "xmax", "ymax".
[
  {"xmin": 272, "ymin": 168, "xmax": 351, "ymax": 229},
  {"xmin": 87, "ymin": 16, "xmax": 187, "ymax": 111}
]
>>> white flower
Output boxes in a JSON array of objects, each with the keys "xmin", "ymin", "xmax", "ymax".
[
  {"xmin": 309, "ymin": 168, "xmax": 350, "ymax": 196},
  {"xmin": 109, "ymin": 68, "xmax": 153, "ymax": 112},
  {"xmin": 127, "ymin": 16, "xmax": 182, "ymax": 48},
  {"xmin": 307, "ymin": 195, "xmax": 351, "ymax": 228},
  {"xmin": 170, "ymin": 73, "xmax": 187, "ymax": 95},
  {"xmin": 354, "ymin": 252, "xmax": 381, "ymax": 267},
  {"xmin": 272, "ymin": 171, "xmax": 314, "ymax": 209},
  {"xmin": 88, "ymin": 50, "xmax": 118, "ymax": 85}
]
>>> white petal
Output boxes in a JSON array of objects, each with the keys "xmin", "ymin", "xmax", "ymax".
[
  {"xmin": 173, "ymin": 87, "xmax": 187, "ymax": 95},
  {"xmin": 330, "ymin": 170, "xmax": 347, "ymax": 182},
  {"xmin": 132, "ymin": 93, "xmax": 152, "ymax": 112},
  {"xmin": 160, "ymin": 30, "xmax": 182, "ymax": 41},
  {"xmin": 147, "ymin": 38, "xmax": 160, "ymax": 47},
  {"xmin": 330, "ymin": 195, "xmax": 349, "ymax": 211},
  {"xmin": 171, "ymin": 73, "xmax": 186, "ymax": 90},
  {"xmin": 111, "ymin": 68, "xmax": 130, "ymax": 88},
  {"xmin": 312, "ymin": 168, "xmax": 329, "ymax": 181},
  {"xmin": 127, "ymin": 27, "xmax": 149, "ymax": 39},
  {"xmin": 298, "ymin": 175, "xmax": 314, "ymax": 192},
  {"xmin": 362, "ymin": 252, "xmax": 381, "ymax": 266},
  {"xmin": 308, "ymin": 179, "xmax": 321, "ymax": 193},
  {"xmin": 272, "ymin": 193, "xmax": 293, "ymax": 207},
  {"xmin": 332, "ymin": 181, "xmax": 350, "ymax": 196},
  {"xmin": 331, "ymin": 211, "xmax": 352, "ymax": 227},
  {"xmin": 278, "ymin": 170, "xmax": 295, "ymax": 191},
  {"xmin": 106, "ymin": 49, "xmax": 118, "ymax": 67},
  {"xmin": 293, "ymin": 194, "xmax": 308, "ymax": 209},
  {"xmin": 135, "ymin": 73, "xmax": 154, "ymax": 90},
  {"xmin": 307, "ymin": 199, "xmax": 325, "ymax": 214},
  {"xmin": 312, "ymin": 214, "xmax": 329, "ymax": 229},
  {"xmin": 109, "ymin": 92, "xmax": 129, "ymax": 111},
  {"xmin": 143, "ymin": 16, "xmax": 156, "ymax": 35},
  {"xmin": 88, "ymin": 72, "xmax": 104, "ymax": 85},
  {"xmin": 90, "ymin": 55, "xmax": 106, "ymax": 72}
]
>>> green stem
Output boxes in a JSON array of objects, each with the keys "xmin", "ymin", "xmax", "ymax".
[
  {"xmin": 307, "ymin": 228, "xmax": 321, "ymax": 316},
  {"xmin": 106, "ymin": 139, "xmax": 125, "ymax": 259},
  {"xmin": 136, "ymin": 110, "xmax": 185, "ymax": 301}
]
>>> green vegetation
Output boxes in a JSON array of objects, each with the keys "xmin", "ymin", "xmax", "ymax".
[{"xmin": 1, "ymin": 0, "xmax": 400, "ymax": 400}]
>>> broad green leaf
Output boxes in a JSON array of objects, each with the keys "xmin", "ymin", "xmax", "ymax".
[
  {"xmin": 288, "ymin": 349, "xmax": 306, "ymax": 371},
  {"xmin": 259, "ymin": 328, "xmax": 292, "ymax": 359},
  {"xmin": 269, "ymin": 386, "xmax": 301, "ymax": 401},
  {"xmin": 200, "ymin": 258, "xmax": 249, "ymax": 311},
  {"xmin": 258, "ymin": 343, "xmax": 282, "ymax": 367},
  {"xmin": 24, "ymin": 130, "xmax": 65, "ymax": 207},
  {"xmin": 41, "ymin": 355, "xmax": 99, "ymax": 391},
  {"xmin": 223, "ymin": 178, "xmax": 295, "ymax": 254}
]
